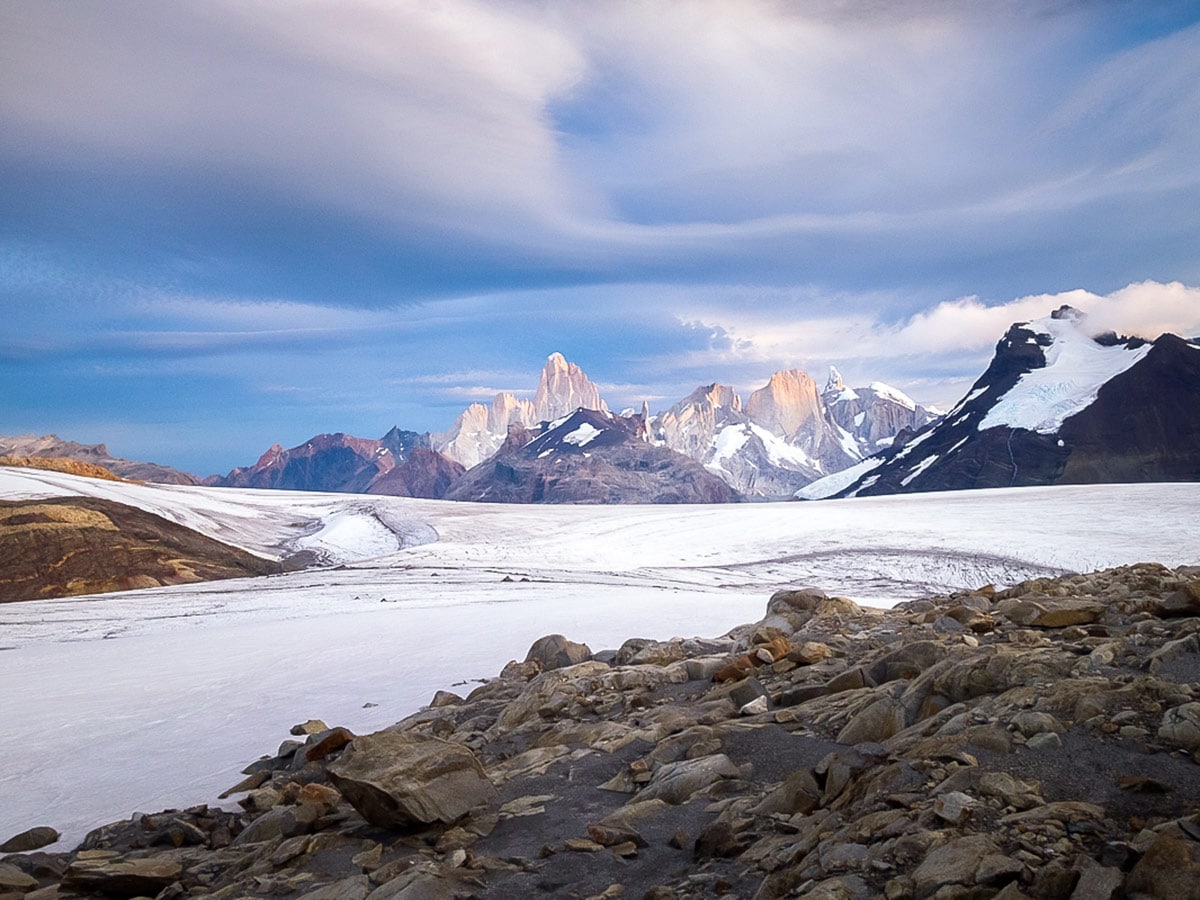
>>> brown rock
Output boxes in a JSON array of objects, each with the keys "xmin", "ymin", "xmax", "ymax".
[
  {"xmin": 305, "ymin": 726, "xmax": 355, "ymax": 761},
  {"xmin": 62, "ymin": 856, "xmax": 183, "ymax": 898},
  {"xmin": 1125, "ymin": 825, "xmax": 1200, "ymax": 899},
  {"xmin": 328, "ymin": 731, "xmax": 496, "ymax": 826},
  {"xmin": 290, "ymin": 719, "xmax": 328, "ymax": 736},
  {"xmin": 0, "ymin": 826, "xmax": 60, "ymax": 854},
  {"xmin": 911, "ymin": 834, "xmax": 1000, "ymax": 898},
  {"xmin": 0, "ymin": 864, "xmax": 39, "ymax": 894},
  {"xmin": 525, "ymin": 634, "xmax": 593, "ymax": 671}
]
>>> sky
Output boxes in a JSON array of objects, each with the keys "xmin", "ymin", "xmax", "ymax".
[{"xmin": 3, "ymin": 0, "xmax": 1200, "ymax": 476}]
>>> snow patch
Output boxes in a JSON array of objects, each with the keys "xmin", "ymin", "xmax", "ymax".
[
  {"xmin": 900, "ymin": 454, "xmax": 940, "ymax": 487},
  {"xmin": 795, "ymin": 456, "xmax": 882, "ymax": 500},
  {"xmin": 979, "ymin": 316, "xmax": 1151, "ymax": 434},
  {"xmin": 561, "ymin": 423, "xmax": 602, "ymax": 447},
  {"xmin": 868, "ymin": 382, "xmax": 917, "ymax": 410},
  {"xmin": 710, "ymin": 423, "xmax": 751, "ymax": 463}
]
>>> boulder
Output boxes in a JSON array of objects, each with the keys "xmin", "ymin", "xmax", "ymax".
[
  {"xmin": 1158, "ymin": 702, "xmax": 1200, "ymax": 753},
  {"xmin": 1157, "ymin": 581, "xmax": 1200, "ymax": 617},
  {"xmin": 996, "ymin": 597, "xmax": 1104, "ymax": 628},
  {"xmin": 524, "ymin": 634, "xmax": 592, "ymax": 671},
  {"xmin": 638, "ymin": 755, "xmax": 743, "ymax": 804},
  {"xmin": 836, "ymin": 695, "xmax": 907, "ymax": 744},
  {"xmin": 910, "ymin": 834, "xmax": 1002, "ymax": 898},
  {"xmin": 0, "ymin": 826, "xmax": 60, "ymax": 853},
  {"xmin": 328, "ymin": 731, "xmax": 496, "ymax": 826},
  {"xmin": 1124, "ymin": 824, "xmax": 1200, "ymax": 899},
  {"xmin": 0, "ymin": 863, "xmax": 38, "ymax": 893}
]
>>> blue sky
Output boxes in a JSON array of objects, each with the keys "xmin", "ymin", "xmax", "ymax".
[{"xmin": 3, "ymin": 1, "xmax": 1200, "ymax": 475}]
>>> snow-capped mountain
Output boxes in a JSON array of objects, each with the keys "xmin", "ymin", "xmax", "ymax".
[
  {"xmin": 652, "ymin": 371, "xmax": 936, "ymax": 499},
  {"xmin": 654, "ymin": 383, "xmax": 829, "ymax": 498},
  {"xmin": 433, "ymin": 353, "xmax": 609, "ymax": 468},
  {"xmin": 822, "ymin": 368, "xmax": 940, "ymax": 456},
  {"xmin": 800, "ymin": 305, "xmax": 1200, "ymax": 499},
  {"xmin": 444, "ymin": 407, "xmax": 736, "ymax": 503},
  {"xmin": 209, "ymin": 428, "xmax": 463, "ymax": 498}
]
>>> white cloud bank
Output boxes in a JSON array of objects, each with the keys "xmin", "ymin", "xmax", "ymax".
[{"xmin": 673, "ymin": 280, "xmax": 1200, "ymax": 405}]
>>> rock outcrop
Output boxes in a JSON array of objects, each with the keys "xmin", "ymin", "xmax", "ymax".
[
  {"xmin": 0, "ymin": 496, "xmax": 281, "ymax": 602},
  {"xmin": 6, "ymin": 563, "xmax": 1199, "ymax": 898}
]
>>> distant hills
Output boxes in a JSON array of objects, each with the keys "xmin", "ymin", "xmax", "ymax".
[
  {"xmin": 8, "ymin": 305, "xmax": 1197, "ymax": 504},
  {"xmin": 0, "ymin": 435, "xmax": 198, "ymax": 485}
]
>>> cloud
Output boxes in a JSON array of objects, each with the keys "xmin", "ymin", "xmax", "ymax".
[
  {"xmin": 3, "ymin": 1, "xmax": 1198, "ymax": 292},
  {"xmin": 670, "ymin": 280, "xmax": 1200, "ymax": 406}
]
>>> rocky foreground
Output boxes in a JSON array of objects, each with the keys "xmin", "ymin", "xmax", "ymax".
[{"xmin": 3, "ymin": 565, "xmax": 1200, "ymax": 899}]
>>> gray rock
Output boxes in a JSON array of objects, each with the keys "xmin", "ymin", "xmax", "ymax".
[
  {"xmin": 933, "ymin": 791, "xmax": 978, "ymax": 824},
  {"xmin": 1159, "ymin": 702, "xmax": 1200, "ymax": 753},
  {"xmin": 836, "ymin": 695, "xmax": 907, "ymax": 744},
  {"xmin": 1070, "ymin": 857, "xmax": 1122, "ymax": 900},
  {"xmin": 1011, "ymin": 710, "xmax": 1065, "ymax": 737},
  {"xmin": 297, "ymin": 875, "xmax": 371, "ymax": 900},
  {"xmin": 328, "ymin": 731, "xmax": 496, "ymax": 826},
  {"xmin": 638, "ymin": 754, "xmax": 743, "ymax": 804}
]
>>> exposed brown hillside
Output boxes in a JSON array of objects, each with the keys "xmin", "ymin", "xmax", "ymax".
[
  {"xmin": 0, "ymin": 497, "xmax": 281, "ymax": 602},
  {"xmin": 0, "ymin": 455, "xmax": 125, "ymax": 482}
]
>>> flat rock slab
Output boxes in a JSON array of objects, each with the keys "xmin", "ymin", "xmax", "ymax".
[{"xmin": 62, "ymin": 856, "xmax": 182, "ymax": 898}]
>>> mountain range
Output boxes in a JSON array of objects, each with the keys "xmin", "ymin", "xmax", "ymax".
[
  {"xmin": 196, "ymin": 351, "xmax": 932, "ymax": 502},
  {"xmin": 7, "ymin": 305, "xmax": 1196, "ymax": 504}
]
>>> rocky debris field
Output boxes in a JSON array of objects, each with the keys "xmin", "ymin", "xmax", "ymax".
[{"xmin": 3, "ymin": 564, "xmax": 1200, "ymax": 899}]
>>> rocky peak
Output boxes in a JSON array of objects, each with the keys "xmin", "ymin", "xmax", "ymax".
[
  {"xmin": 744, "ymin": 370, "xmax": 823, "ymax": 440},
  {"xmin": 532, "ymin": 353, "xmax": 608, "ymax": 422},
  {"xmin": 824, "ymin": 366, "xmax": 844, "ymax": 394},
  {"xmin": 433, "ymin": 354, "xmax": 609, "ymax": 468}
]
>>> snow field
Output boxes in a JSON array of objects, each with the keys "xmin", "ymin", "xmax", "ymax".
[{"xmin": 1, "ymin": 467, "xmax": 1199, "ymax": 848}]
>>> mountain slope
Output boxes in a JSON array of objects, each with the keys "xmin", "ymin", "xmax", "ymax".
[
  {"xmin": 210, "ymin": 429, "xmax": 462, "ymax": 498},
  {"xmin": 444, "ymin": 407, "xmax": 738, "ymax": 504},
  {"xmin": 802, "ymin": 306, "xmax": 1200, "ymax": 498},
  {"xmin": 0, "ymin": 496, "xmax": 281, "ymax": 602}
]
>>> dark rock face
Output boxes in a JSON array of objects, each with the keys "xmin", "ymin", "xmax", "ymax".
[
  {"xmin": 1058, "ymin": 333, "xmax": 1200, "ymax": 484},
  {"xmin": 0, "ymin": 497, "xmax": 281, "ymax": 602},
  {"xmin": 444, "ymin": 408, "xmax": 739, "ymax": 504},
  {"xmin": 366, "ymin": 447, "xmax": 465, "ymax": 498},
  {"xmin": 211, "ymin": 429, "xmax": 462, "ymax": 498},
  {"xmin": 11, "ymin": 563, "xmax": 1200, "ymax": 899},
  {"xmin": 820, "ymin": 313, "xmax": 1200, "ymax": 498}
]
